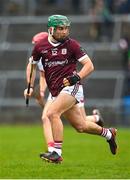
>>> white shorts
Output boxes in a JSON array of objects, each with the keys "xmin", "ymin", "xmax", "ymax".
[{"xmin": 47, "ymin": 84, "xmax": 84, "ymax": 107}]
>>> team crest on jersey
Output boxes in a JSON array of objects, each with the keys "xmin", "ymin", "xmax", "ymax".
[
  {"xmin": 61, "ymin": 48, "xmax": 67, "ymax": 55},
  {"xmin": 52, "ymin": 48, "xmax": 58, "ymax": 56}
]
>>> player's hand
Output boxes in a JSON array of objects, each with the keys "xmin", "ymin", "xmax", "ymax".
[
  {"xmin": 63, "ymin": 74, "xmax": 81, "ymax": 86},
  {"xmin": 24, "ymin": 87, "xmax": 33, "ymax": 99}
]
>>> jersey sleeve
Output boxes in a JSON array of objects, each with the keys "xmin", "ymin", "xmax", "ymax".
[
  {"xmin": 71, "ymin": 39, "xmax": 89, "ymax": 62},
  {"xmin": 29, "ymin": 44, "xmax": 42, "ymax": 64}
]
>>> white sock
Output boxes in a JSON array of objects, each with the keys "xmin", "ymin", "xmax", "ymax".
[
  {"xmin": 53, "ymin": 148, "xmax": 62, "ymax": 156},
  {"xmin": 54, "ymin": 141, "xmax": 62, "ymax": 156},
  {"xmin": 101, "ymin": 128, "xmax": 112, "ymax": 140},
  {"xmin": 94, "ymin": 115, "xmax": 100, "ymax": 122},
  {"xmin": 48, "ymin": 146, "xmax": 55, "ymax": 152},
  {"xmin": 47, "ymin": 141, "xmax": 54, "ymax": 152}
]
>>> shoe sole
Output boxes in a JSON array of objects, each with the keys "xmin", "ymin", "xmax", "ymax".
[{"xmin": 40, "ymin": 156, "xmax": 63, "ymax": 164}]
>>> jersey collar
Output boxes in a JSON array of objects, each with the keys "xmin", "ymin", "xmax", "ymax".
[{"xmin": 48, "ymin": 36, "xmax": 61, "ymax": 47}]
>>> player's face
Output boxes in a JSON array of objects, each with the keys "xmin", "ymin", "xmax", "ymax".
[{"xmin": 53, "ymin": 26, "xmax": 70, "ymax": 42}]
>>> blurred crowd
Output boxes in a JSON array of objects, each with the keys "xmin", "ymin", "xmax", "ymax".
[
  {"xmin": 90, "ymin": 0, "xmax": 130, "ymax": 16},
  {"xmin": 0, "ymin": 0, "xmax": 130, "ymax": 16}
]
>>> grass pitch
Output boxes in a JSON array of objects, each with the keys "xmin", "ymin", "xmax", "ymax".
[{"xmin": 0, "ymin": 124, "xmax": 130, "ymax": 179}]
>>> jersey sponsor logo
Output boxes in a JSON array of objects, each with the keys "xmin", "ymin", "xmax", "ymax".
[
  {"xmin": 45, "ymin": 59, "xmax": 68, "ymax": 67},
  {"xmin": 61, "ymin": 48, "xmax": 67, "ymax": 55}
]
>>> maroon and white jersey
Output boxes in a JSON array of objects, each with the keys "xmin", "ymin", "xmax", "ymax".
[{"xmin": 31, "ymin": 37, "xmax": 89, "ymax": 96}]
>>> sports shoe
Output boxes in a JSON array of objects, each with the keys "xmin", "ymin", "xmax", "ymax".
[
  {"xmin": 107, "ymin": 128, "xmax": 117, "ymax": 155},
  {"xmin": 40, "ymin": 151, "xmax": 50, "ymax": 158},
  {"xmin": 40, "ymin": 151, "xmax": 63, "ymax": 163},
  {"xmin": 92, "ymin": 109, "xmax": 104, "ymax": 127}
]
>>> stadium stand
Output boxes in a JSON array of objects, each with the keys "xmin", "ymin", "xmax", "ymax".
[{"xmin": 0, "ymin": 14, "xmax": 130, "ymax": 125}]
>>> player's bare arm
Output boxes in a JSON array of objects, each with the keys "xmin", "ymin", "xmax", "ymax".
[
  {"xmin": 24, "ymin": 62, "xmax": 37, "ymax": 98},
  {"xmin": 77, "ymin": 57, "xmax": 94, "ymax": 79},
  {"xmin": 63, "ymin": 57, "xmax": 94, "ymax": 87}
]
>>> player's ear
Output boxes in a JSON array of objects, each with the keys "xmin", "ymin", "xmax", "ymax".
[{"xmin": 48, "ymin": 27, "xmax": 54, "ymax": 35}]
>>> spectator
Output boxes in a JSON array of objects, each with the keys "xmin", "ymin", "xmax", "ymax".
[
  {"xmin": 119, "ymin": 36, "xmax": 130, "ymax": 122},
  {"xmin": 89, "ymin": 0, "xmax": 113, "ymax": 41},
  {"xmin": 113, "ymin": 0, "xmax": 130, "ymax": 14},
  {"xmin": 4, "ymin": 0, "xmax": 25, "ymax": 16},
  {"xmin": 119, "ymin": 37, "xmax": 130, "ymax": 96}
]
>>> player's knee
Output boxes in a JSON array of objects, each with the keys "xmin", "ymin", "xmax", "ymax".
[
  {"xmin": 41, "ymin": 114, "xmax": 48, "ymax": 124},
  {"xmin": 75, "ymin": 124, "xmax": 85, "ymax": 133},
  {"xmin": 47, "ymin": 110, "xmax": 59, "ymax": 120}
]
